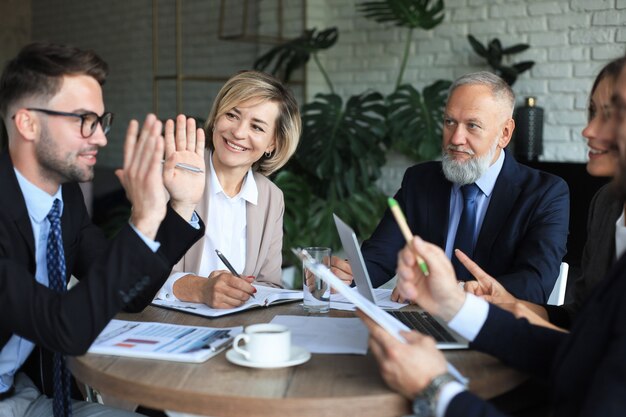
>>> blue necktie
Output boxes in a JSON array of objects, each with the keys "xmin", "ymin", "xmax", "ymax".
[
  {"xmin": 452, "ymin": 184, "xmax": 480, "ymax": 281},
  {"xmin": 47, "ymin": 199, "xmax": 73, "ymax": 417}
]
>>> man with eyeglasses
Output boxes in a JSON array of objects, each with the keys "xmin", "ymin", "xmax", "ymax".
[{"xmin": 0, "ymin": 42, "xmax": 206, "ymax": 416}]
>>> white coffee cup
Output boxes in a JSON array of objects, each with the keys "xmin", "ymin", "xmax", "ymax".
[{"xmin": 232, "ymin": 324, "xmax": 291, "ymax": 364}]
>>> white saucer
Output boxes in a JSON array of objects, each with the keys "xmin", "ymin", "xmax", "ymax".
[{"xmin": 225, "ymin": 346, "xmax": 311, "ymax": 369}]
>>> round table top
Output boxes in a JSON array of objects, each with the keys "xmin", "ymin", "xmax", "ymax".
[{"xmin": 69, "ymin": 303, "xmax": 527, "ymax": 417}]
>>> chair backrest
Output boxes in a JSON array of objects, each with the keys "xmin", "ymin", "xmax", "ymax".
[{"xmin": 547, "ymin": 262, "xmax": 569, "ymax": 306}]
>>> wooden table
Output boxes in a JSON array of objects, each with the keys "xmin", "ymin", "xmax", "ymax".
[{"xmin": 69, "ymin": 304, "xmax": 527, "ymax": 417}]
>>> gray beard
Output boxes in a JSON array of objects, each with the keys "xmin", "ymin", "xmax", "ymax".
[{"xmin": 441, "ymin": 142, "xmax": 498, "ymax": 185}]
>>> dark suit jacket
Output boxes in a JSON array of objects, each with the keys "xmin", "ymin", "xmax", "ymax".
[
  {"xmin": 545, "ymin": 183, "xmax": 622, "ymax": 327},
  {"xmin": 445, "ymin": 253, "xmax": 626, "ymax": 417},
  {"xmin": 362, "ymin": 151, "xmax": 569, "ymax": 303},
  {"xmin": 0, "ymin": 152, "xmax": 204, "ymax": 394}
]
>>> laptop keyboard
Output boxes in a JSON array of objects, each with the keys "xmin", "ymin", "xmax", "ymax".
[{"xmin": 387, "ymin": 310, "xmax": 457, "ymax": 343}]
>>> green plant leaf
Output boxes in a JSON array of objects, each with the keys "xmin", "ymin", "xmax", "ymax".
[
  {"xmin": 296, "ymin": 92, "xmax": 388, "ymax": 199},
  {"xmin": 512, "ymin": 61, "xmax": 535, "ymax": 73},
  {"xmin": 253, "ymin": 27, "xmax": 338, "ymax": 82},
  {"xmin": 496, "ymin": 66, "xmax": 519, "ymax": 86},
  {"xmin": 273, "ymin": 170, "xmax": 387, "ymax": 269},
  {"xmin": 387, "ymin": 80, "xmax": 451, "ymax": 161},
  {"xmin": 502, "ymin": 43, "xmax": 530, "ymax": 54},
  {"xmin": 358, "ymin": 0, "xmax": 445, "ymax": 30},
  {"xmin": 467, "ymin": 35, "xmax": 487, "ymax": 58}
]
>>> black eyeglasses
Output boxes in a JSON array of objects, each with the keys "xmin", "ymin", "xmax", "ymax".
[{"xmin": 25, "ymin": 108, "xmax": 114, "ymax": 138}]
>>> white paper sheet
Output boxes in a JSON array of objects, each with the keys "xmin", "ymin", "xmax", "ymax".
[
  {"xmin": 330, "ymin": 288, "xmax": 408, "ymax": 311},
  {"xmin": 270, "ymin": 315, "xmax": 368, "ymax": 354}
]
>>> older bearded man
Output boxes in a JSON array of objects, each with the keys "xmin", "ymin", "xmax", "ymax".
[{"xmin": 332, "ymin": 71, "xmax": 569, "ymax": 304}]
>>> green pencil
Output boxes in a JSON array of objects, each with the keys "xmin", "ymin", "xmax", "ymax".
[{"xmin": 387, "ymin": 197, "xmax": 430, "ymax": 276}]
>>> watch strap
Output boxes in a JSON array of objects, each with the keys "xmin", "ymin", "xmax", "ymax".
[{"xmin": 412, "ymin": 372, "xmax": 457, "ymax": 417}]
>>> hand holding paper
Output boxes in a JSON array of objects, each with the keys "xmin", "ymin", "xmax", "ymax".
[
  {"xmin": 357, "ymin": 310, "xmax": 449, "ymax": 400},
  {"xmin": 292, "ymin": 248, "xmax": 467, "ymax": 386}
]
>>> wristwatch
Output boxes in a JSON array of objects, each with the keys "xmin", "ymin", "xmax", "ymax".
[{"xmin": 411, "ymin": 372, "xmax": 457, "ymax": 417}]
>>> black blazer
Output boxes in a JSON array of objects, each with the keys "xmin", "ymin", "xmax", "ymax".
[
  {"xmin": 0, "ymin": 152, "xmax": 203, "ymax": 392},
  {"xmin": 362, "ymin": 151, "xmax": 569, "ymax": 303},
  {"xmin": 545, "ymin": 183, "xmax": 622, "ymax": 327},
  {"xmin": 446, "ymin": 253, "xmax": 626, "ymax": 417}
]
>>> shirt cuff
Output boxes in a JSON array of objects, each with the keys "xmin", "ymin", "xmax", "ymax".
[
  {"xmin": 155, "ymin": 272, "xmax": 191, "ymax": 301},
  {"xmin": 129, "ymin": 221, "xmax": 161, "ymax": 252},
  {"xmin": 447, "ymin": 293, "xmax": 489, "ymax": 342},
  {"xmin": 436, "ymin": 382, "xmax": 466, "ymax": 417}
]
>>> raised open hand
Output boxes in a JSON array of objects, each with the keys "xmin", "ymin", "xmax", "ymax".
[{"xmin": 163, "ymin": 114, "xmax": 206, "ymax": 220}]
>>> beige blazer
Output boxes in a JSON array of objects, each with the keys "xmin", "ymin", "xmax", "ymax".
[{"xmin": 171, "ymin": 156, "xmax": 284, "ymax": 288}]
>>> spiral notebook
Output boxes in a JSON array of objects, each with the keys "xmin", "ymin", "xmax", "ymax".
[{"xmin": 152, "ymin": 284, "xmax": 303, "ymax": 318}]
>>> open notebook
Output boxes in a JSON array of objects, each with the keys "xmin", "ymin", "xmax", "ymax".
[{"xmin": 152, "ymin": 284, "xmax": 303, "ymax": 318}]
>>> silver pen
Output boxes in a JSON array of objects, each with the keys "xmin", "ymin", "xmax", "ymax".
[
  {"xmin": 207, "ymin": 336, "xmax": 234, "ymax": 352},
  {"xmin": 161, "ymin": 160, "xmax": 204, "ymax": 173}
]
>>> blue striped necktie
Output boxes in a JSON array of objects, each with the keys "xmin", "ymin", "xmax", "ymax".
[
  {"xmin": 47, "ymin": 199, "xmax": 73, "ymax": 417},
  {"xmin": 452, "ymin": 184, "xmax": 480, "ymax": 281}
]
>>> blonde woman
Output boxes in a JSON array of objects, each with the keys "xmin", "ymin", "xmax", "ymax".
[{"xmin": 156, "ymin": 71, "xmax": 301, "ymax": 308}]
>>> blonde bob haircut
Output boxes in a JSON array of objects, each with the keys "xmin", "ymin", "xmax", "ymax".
[{"xmin": 204, "ymin": 70, "xmax": 302, "ymax": 176}]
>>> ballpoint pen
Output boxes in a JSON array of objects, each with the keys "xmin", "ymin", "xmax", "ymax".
[
  {"xmin": 215, "ymin": 249, "xmax": 256, "ymax": 298},
  {"xmin": 161, "ymin": 160, "xmax": 204, "ymax": 173},
  {"xmin": 387, "ymin": 197, "xmax": 430, "ymax": 276}
]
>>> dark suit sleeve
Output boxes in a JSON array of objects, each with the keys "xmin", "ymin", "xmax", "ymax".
[
  {"xmin": 123, "ymin": 204, "xmax": 205, "ymax": 311},
  {"xmin": 445, "ymin": 391, "xmax": 509, "ymax": 417},
  {"xmin": 471, "ymin": 305, "xmax": 566, "ymax": 378},
  {"xmin": 576, "ymin": 295, "xmax": 626, "ymax": 416},
  {"xmin": 362, "ymin": 171, "xmax": 414, "ymax": 288},
  {"xmin": 494, "ymin": 176, "xmax": 569, "ymax": 303},
  {"xmin": 439, "ymin": 305, "xmax": 564, "ymax": 417},
  {"xmin": 0, "ymin": 205, "xmax": 203, "ymax": 355}
]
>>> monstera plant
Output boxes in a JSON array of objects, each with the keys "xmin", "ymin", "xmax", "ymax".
[
  {"xmin": 386, "ymin": 80, "xmax": 451, "ymax": 161},
  {"xmin": 254, "ymin": 0, "xmax": 450, "ymax": 272},
  {"xmin": 358, "ymin": 0, "xmax": 449, "ymax": 160},
  {"xmin": 358, "ymin": 0, "xmax": 445, "ymax": 88},
  {"xmin": 274, "ymin": 92, "xmax": 389, "ymax": 268},
  {"xmin": 254, "ymin": 27, "xmax": 339, "ymax": 91}
]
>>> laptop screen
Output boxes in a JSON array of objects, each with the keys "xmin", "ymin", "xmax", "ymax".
[{"xmin": 333, "ymin": 213, "xmax": 377, "ymax": 304}]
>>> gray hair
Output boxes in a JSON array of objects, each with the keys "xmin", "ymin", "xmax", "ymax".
[{"xmin": 449, "ymin": 71, "xmax": 515, "ymax": 117}]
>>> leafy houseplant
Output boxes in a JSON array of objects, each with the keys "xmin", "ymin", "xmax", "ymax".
[
  {"xmin": 358, "ymin": 0, "xmax": 450, "ymax": 161},
  {"xmin": 467, "ymin": 35, "xmax": 535, "ymax": 86},
  {"xmin": 254, "ymin": 0, "xmax": 451, "ymax": 274}
]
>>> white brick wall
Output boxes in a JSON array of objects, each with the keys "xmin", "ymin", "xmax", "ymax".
[
  {"xmin": 304, "ymin": 0, "xmax": 626, "ymax": 192},
  {"xmin": 7, "ymin": 0, "xmax": 626, "ymax": 194}
]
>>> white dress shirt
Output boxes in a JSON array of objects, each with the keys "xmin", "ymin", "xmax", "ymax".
[{"xmin": 157, "ymin": 155, "xmax": 257, "ymax": 300}]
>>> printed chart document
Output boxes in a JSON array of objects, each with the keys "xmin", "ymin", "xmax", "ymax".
[
  {"xmin": 331, "ymin": 288, "xmax": 408, "ymax": 311},
  {"xmin": 88, "ymin": 319, "xmax": 242, "ymax": 363},
  {"xmin": 293, "ymin": 248, "xmax": 468, "ymax": 384},
  {"xmin": 152, "ymin": 284, "xmax": 303, "ymax": 318},
  {"xmin": 270, "ymin": 315, "xmax": 368, "ymax": 354}
]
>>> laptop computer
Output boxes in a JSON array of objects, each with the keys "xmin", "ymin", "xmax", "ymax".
[{"xmin": 333, "ymin": 213, "xmax": 468, "ymax": 349}]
